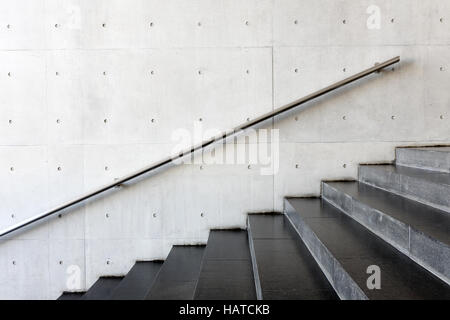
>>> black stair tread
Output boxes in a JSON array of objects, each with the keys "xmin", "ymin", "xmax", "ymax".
[
  {"xmin": 57, "ymin": 292, "xmax": 85, "ymax": 300},
  {"xmin": 82, "ymin": 277, "xmax": 124, "ymax": 300},
  {"xmin": 194, "ymin": 230, "xmax": 256, "ymax": 300},
  {"xmin": 110, "ymin": 261, "xmax": 163, "ymax": 300},
  {"xmin": 286, "ymin": 198, "xmax": 450, "ymax": 300},
  {"xmin": 326, "ymin": 181, "xmax": 450, "ymax": 246},
  {"xmin": 248, "ymin": 215, "xmax": 338, "ymax": 300},
  {"xmin": 146, "ymin": 246, "xmax": 205, "ymax": 300},
  {"xmin": 364, "ymin": 164, "xmax": 450, "ymax": 186}
]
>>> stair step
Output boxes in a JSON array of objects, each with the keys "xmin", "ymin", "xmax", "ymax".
[
  {"xmin": 194, "ymin": 230, "xmax": 256, "ymax": 300},
  {"xmin": 396, "ymin": 147, "xmax": 450, "ymax": 173},
  {"xmin": 248, "ymin": 214, "xmax": 338, "ymax": 300},
  {"xmin": 285, "ymin": 198, "xmax": 450, "ymax": 300},
  {"xmin": 359, "ymin": 164, "xmax": 450, "ymax": 213},
  {"xmin": 323, "ymin": 181, "xmax": 450, "ymax": 284},
  {"xmin": 57, "ymin": 292, "xmax": 85, "ymax": 300},
  {"xmin": 82, "ymin": 276, "xmax": 124, "ymax": 300},
  {"xmin": 146, "ymin": 246, "xmax": 205, "ymax": 300},
  {"xmin": 109, "ymin": 261, "xmax": 163, "ymax": 300}
]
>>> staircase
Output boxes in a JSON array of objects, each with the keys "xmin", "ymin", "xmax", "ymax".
[{"xmin": 58, "ymin": 146, "xmax": 450, "ymax": 300}]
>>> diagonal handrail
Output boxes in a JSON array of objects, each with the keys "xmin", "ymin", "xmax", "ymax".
[{"xmin": 0, "ymin": 56, "xmax": 400, "ymax": 238}]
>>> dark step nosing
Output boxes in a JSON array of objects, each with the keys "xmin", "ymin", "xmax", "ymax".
[
  {"xmin": 58, "ymin": 292, "xmax": 85, "ymax": 300},
  {"xmin": 210, "ymin": 228, "xmax": 245, "ymax": 231},
  {"xmin": 203, "ymin": 258, "xmax": 251, "ymax": 261},
  {"xmin": 284, "ymin": 199, "xmax": 367, "ymax": 300},
  {"xmin": 322, "ymin": 182, "xmax": 450, "ymax": 285},
  {"xmin": 396, "ymin": 145, "xmax": 450, "ymax": 150},
  {"xmin": 172, "ymin": 244, "xmax": 206, "ymax": 247},
  {"xmin": 285, "ymin": 195, "xmax": 319, "ymax": 200},
  {"xmin": 357, "ymin": 162, "xmax": 393, "ymax": 166},
  {"xmin": 247, "ymin": 212, "xmax": 283, "ymax": 216}
]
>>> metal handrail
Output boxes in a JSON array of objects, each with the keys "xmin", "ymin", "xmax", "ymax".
[{"xmin": 0, "ymin": 56, "xmax": 400, "ymax": 238}]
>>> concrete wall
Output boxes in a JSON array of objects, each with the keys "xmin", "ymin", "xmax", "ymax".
[{"xmin": 0, "ymin": 0, "xmax": 449, "ymax": 299}]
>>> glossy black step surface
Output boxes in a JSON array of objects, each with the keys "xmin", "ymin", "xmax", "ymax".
[
  {"xmin": 82, "ymin": 277, "xmax": 123, "ymax": 300},
  {"xmin": 57, "ymin": 292, "xmax": 84, "ymax": 300},
  {"xmin": 286, "ymin": 198, "xmax": 450, "ymax": 300},
  {"xmin": 326, "ymin": 181, "xmax": 450, "ymax": 246},
  {"xmin": 248, "ymin": 214, "xmax": 338, "ymax": 300},
  {"xmin": 146, "ymin": 246, "xmax": 205, "ymax": 300},
  {"xmin": 110, "ymin": 261, "xmax": 163, "ymax": 300},
  {"xmin": 194, "ymin": 230, "xmax": 256, "ymax": 300}
]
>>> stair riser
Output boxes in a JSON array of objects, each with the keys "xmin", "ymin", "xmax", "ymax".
[
  {"xmin": 396, "ymin": 148, "xmax": 450, "ymax": 173},
  {"xmin": 284, "ymin": 200, "xmax": 368, "ymax": 300},
  {"xmin": 322, "ymin": 183, "xmax": 450, "ymax": 285},
  {"xmin": 359, "ymin": 166, "xmax": 450, "ymax": 213}
]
